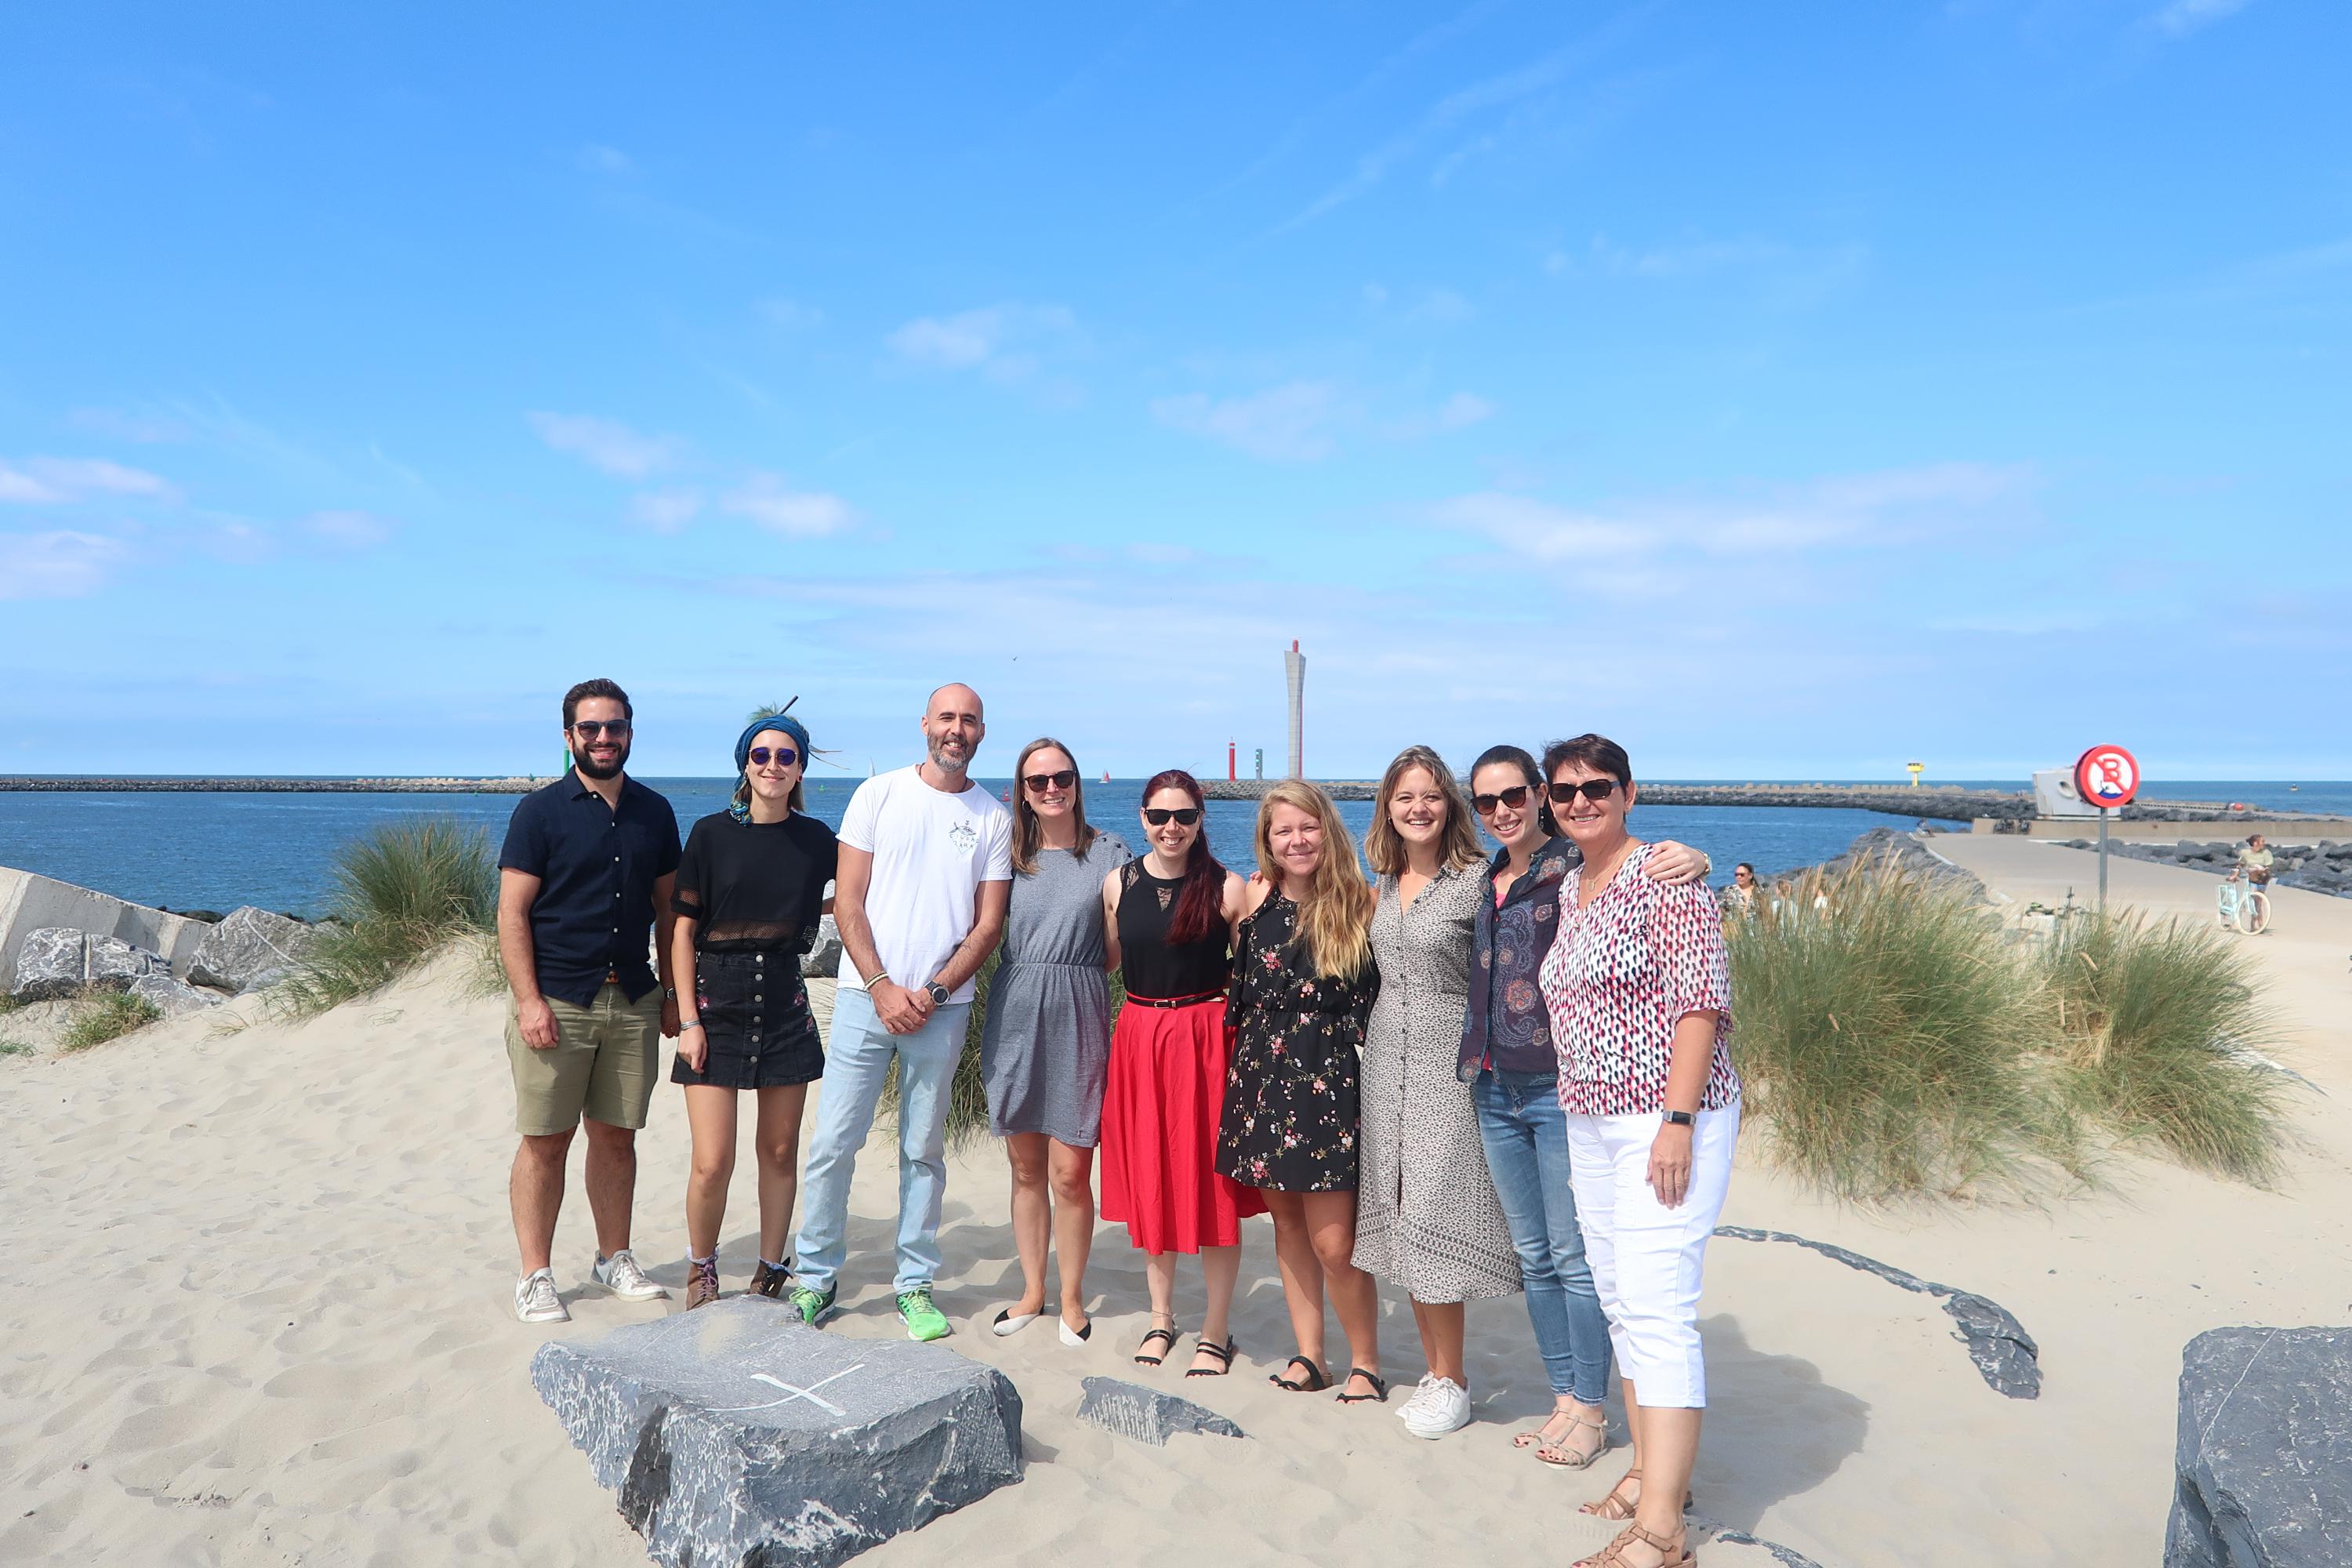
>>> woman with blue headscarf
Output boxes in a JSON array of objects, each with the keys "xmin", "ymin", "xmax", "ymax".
[{"xmin": 666, "ymin": 706, "xmax": 837, "ymax": 1310}]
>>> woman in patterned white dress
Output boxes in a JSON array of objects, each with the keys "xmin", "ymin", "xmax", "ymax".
[{"xmin": 1352, "ymin": 746, "xmax": 1522, "ymax": 1440}]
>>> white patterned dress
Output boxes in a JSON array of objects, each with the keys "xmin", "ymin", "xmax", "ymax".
[{"xmin": 1352, "ymin": 862, "xmax": 1523, "ymax": 1303}]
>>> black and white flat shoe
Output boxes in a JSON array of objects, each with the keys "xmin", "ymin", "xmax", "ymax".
[
  {"xmin": 1058, "ymin": 1316, "xmax": 1093, "ymax": 1347},
  {"xmin": 992, "ymin": 1307, "xmax": 1040, "ymax": 1338}
]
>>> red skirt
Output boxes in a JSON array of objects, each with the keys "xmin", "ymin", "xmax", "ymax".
[{"xmin": 1099, "ymin": 998, "xmax": 1266, "ymax": 1254}]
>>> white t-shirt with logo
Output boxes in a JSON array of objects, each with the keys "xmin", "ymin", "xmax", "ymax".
[{"xmin": 837, "ymin": 766, "xmax": 1013, "ymax": 1004}]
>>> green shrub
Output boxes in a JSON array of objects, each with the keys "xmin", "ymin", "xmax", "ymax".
[
  {"xmin": 60, "ymin": 989, "xmax": 163, "ymax": 1052},
  {"xmin": 0, "ymin": 1038, "xmax": 34, "ymax": 1057},
  {"xmin": 2041, "ymin": 913, "xmax": 2285, "ymax": 1181},
  {"xmin": 1727, "ymin": 863, "xmax": 2082, "ymax": 1202},
  {"xmin": 279, "ymin": 817, "xmax": 498, "ymax": 1017}
]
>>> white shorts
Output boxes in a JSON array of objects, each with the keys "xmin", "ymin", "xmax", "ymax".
[{"xmin": 1563, "ymin": 1103, "xmax": 1739, "ymax": 1409}]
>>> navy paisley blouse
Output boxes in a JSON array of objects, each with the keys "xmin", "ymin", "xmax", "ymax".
[{"xmin": 1457, "ymin": 837, "xmax": 1579, "ymax": 1080}]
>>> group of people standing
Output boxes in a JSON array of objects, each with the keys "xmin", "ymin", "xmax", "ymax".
[{"xmin": 495, "ymin": 677, "xmax": 1741, "ymax": 1568}]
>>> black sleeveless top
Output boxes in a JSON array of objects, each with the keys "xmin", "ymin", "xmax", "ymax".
[{"xmin": 1116, "ymin": 862, "xmax": 1231, "ymax": 1001}]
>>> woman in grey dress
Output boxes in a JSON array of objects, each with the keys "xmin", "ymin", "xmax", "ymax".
[
  {"xmin": 1355, "ymin": 745, "xmax": 1525, "ymax": 1440},
  {"xmin": 980, "ymin": 739, "xmax": 1131, "ymax": 1346}
]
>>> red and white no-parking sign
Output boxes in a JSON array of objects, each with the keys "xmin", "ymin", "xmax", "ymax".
[{"xmin": 2075, "ymin": 744, "xmax": 2140, "ymax": 808}]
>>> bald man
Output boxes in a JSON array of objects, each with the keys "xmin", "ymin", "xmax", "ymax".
[{"xmin": 790, "ymin": 683, "xmax": 1013, "ymax": 1341}]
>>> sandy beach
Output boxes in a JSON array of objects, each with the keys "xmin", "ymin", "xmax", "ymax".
[{"xmin": 3, "ymin": 838, "xmax": 2345, "ymax": 1566}]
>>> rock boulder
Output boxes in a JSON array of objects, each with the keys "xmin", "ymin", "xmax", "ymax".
[
  {"xmin": 129, "ymin": 974, "xmax": 227, "ymax": 1017},
  {"xmin": 187, "ymin": 906, "xmax": 318, "ymax": 993},
  {"xmin": 1074, "ymin": 1377, "xmax": 1244, "ymax": 1446},
  {"xmin": 2166, "ymin": 1325, "xmax": 2352, "ymax": 1568},
  {"xmin": 11, "ymin": 927, "xmax": 86, "ymax": 1002},
  {"xmin": 802, "ymin": 913, "xmax": 842, "ymax": 978},
  {"xmin": 84, "ymin": 934, "xmax": 171, "ymax": 989},
  {"xmin": 531, "ymin": 1298, "xmax": 1022, "ymax": 1568}
]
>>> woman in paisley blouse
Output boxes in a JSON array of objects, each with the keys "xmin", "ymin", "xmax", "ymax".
[
  {"xmin": 1537, "ymin": 734, "xmax": 1738, "ymax": 1568},
  {"xmin": 1217, "ymin": 780, "xmax": 1385, "ymax": 1403}
]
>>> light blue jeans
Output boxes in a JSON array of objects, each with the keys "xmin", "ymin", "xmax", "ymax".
[
  {"xmin": 793, "ymin": 985, "xmax": 972, "ymax": 1296},
  {"xmin": 1475, "ymin": 1067, "xmax": 1614, "ymax": 1405}
]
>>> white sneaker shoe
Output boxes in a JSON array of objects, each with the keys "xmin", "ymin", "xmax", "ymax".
[
  {"xmin": 514, "ymin": 1268, "xmax": 569, "ymax": 1323},
  {"xmin": 592, "ymin": 1249, "xmax": 669, "ymax": 1301},
  {"xmin": 1394, "ymin": 1373, "xmax": 1439, "ymax": 1423},
  {"xmin": 1402, "ymin": 1376, "xmax": 1472, "ymax": 1439}
]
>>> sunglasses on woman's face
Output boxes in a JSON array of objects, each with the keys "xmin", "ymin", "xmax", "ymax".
[
  {"xmin": 1546, "ymin": 779, "xmax": 1621, "ymax": 805},
  {"xmin": 747, "ymin": 746, "xmax": 799, "ymax": 769},
  {"xmin": 1471, "ymin": 784, "xmax": 1532, "ymax": 816},
  {"xmin": 1023, "ymin": 769, "xmax": 1079, "ymax": 793},
  {"xmin": 1143, "ymin": 807, "xmax": 1202, "ymax": 827}
]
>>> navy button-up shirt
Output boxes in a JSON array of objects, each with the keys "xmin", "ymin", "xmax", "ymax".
[
  {"xmin": 1457, "ymin": 836, "xmax": 1580, "ymax": 1080},
  {"xmin": 498, "ymin": 771, "xmax": 681, "ymax": 1007}
]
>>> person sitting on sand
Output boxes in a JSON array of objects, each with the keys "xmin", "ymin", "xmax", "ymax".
[
  {"xmin": 1537, "ymin": 734, "xmax": 1738, "ymax": 1568},
  {"xmin": 496, "ymin": 678, "xmax": 681, "ymax": 1323},
  {"xmin": 669, "ymin": 707, "xmax": 837, "ymax": 1309},
  {"xmin": 789, "ymin": 684, "xmax": 1011, "ymax": 1342}
]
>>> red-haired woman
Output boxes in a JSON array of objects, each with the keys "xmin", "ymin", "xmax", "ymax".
[{"xmin": 1098, "ymin": 770, "xmax": 1260, "ymax": 1378}]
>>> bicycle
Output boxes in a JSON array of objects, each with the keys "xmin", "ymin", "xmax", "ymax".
[{"xmin": 2216, "ymin": 875, "xmax": 2272, "ymax": 935}]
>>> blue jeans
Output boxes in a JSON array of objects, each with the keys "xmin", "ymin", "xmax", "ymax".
[
  {"xmin": 1475, "ymin": 1067, "xmax": 1613, "ymax": 1405},
  {"xmin": 793, "ymin": 985, "xmax": 972, "ymax": 1296}
]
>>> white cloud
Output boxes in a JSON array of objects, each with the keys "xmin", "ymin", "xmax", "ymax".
[
  {"xmin": 758, "ymin": 296, "xmax": 826, "ymax": 331},
  {"xmin": 527, "ymin": 412, "xmax": 678, "ymax": 478},
  {"xmin": 721, "ymin": 474, "xmax": 855, "ymax": 538},
  {"xmin": 1151, "ymin": 381, "xmax": 1345, "ymax": 463},
  {"xmin": 0, "ymin": 530, "xmax": 128, "ymax": 599},
  {"xmin": 577, "ymin": 143, "xmax": 634, "ymax": 174},
  {"xmin": 885, "ymin": 303, "xmax": 1080, "ymax": 385},
  {"xmin": 2152, "ymin": 0, "xmax": 2251, "ymax": 34},
  {"xmin": 0, "ymin": 456, "xmax": 179, "ymax": 504},
  {"xmin": 306, "ymin": 510, "xmax": 395, "ymax": 549},
  {"xmin": 630, "ymin": 489, "xmax": 703, "ymax": 532}
]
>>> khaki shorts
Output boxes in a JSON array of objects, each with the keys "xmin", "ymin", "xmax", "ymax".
[{"xmin": 506, "ymin": 984, "xmax": 661, "ymax": 1136}]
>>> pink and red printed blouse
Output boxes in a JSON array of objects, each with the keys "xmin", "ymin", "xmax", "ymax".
[{"xmin": 1536, "ymin": 840, "xmax": 1740, "ymax": 1117}]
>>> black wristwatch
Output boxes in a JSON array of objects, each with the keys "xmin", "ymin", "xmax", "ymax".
[
  {"xmin": 1662, "ymin": 1109, "xmax": 1696, "ymax": 1127},
  {"xmin": 924, "ymin": 981, "xmax": 950, "ymax": 1007}
]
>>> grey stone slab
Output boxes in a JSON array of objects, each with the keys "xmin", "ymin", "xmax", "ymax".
[
  {"xmin": 11, "ymin": 927, "xmax": 85, "ymax": 1002},
  {"xmin": 802, "ymin": 913, "xmax": 843, "ymax": 978},
  {"xmin": 1074, "ymin": 1377, "xmax": 1245, "ymax": 1446},
  {"xmin": 188, "ymin": 906, "xmax": 318, "ymax": 993},
  {"xmin": 531, "ymin": 1298, "xmax": 1022, "ymax": 1568},
  {"xmin": 2166, "ymin": 1326, "xmax": 2352, "ymax": 1568},
  {"xmin": 128, "ymin": 974, "xmax": 227, "ymax": 1017},
  {"xmin": 85, "ymin": 933, "xmax": 170, "ymax": 989}
]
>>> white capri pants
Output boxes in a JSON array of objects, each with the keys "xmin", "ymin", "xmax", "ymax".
[{"xmin": 1563, "ymin": 1102, "xmax": 1739, "ymax": 1409}]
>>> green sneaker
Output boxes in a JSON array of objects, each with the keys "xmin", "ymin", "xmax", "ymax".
[
  {"xmin": 896, "ymin": 1287, "xmax": 950, "ymax": 1342},
  {"xmin": 786, "ymin": 1283, "xmax": 835, "ymax": 1327}
]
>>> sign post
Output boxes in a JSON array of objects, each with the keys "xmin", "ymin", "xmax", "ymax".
[{"xmin": 2074, "ymin": 744, "xmax": 2142, "ymax": 913}]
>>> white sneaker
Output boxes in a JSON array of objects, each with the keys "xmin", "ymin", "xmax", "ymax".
[
  {"xmin": 1394, "ymin": 1373, "xmax": 1439, "ymax": 1423},
  {"xmin": 514, "ymin": 1269, "xmax": 569, "ymax": 1323},
  {"xmin": 1402, "ymin": 1377, "xmax": 1472, "ymax": 1439},
  {"xmin": 592, "ymin": 1249, "xmax": 669, "ymax": 1301}
]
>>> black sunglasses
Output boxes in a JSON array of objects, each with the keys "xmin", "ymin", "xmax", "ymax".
[
  {"xmin": 1023, "ymin": 769, "xmax": 1079, "ymax": 793},
  {"xmin": 1547, "ymin": 779, "xmax": 1622, "ymax": 804},
  {"xmin": 572, "ymin": 720, "xmax": 631, "ymax": 737},
  {"xmin": 747, "ymin": 746, "xmax": 799, "ymax": 769},
  {"xmin": 1142, "ymin": 807, "xmax": 1202, "ymax": 826},
  {"xmin": 1471, "ymin": 784, "xmax": 1532, "ymax": 815}
]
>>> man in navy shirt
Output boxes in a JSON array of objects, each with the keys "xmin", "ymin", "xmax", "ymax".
[{"xmin": 497, "ymin": 678, "xmax": 682, "ymax": 1323}]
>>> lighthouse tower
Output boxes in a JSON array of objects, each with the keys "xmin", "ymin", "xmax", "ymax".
[{"xmin": 1284, "ymin": 640, "xmax": 1305, "ymax": 779}]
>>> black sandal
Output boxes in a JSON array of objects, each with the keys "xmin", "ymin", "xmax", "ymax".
[
  {"xmin": 1269, "ymin": 1355, "xmax": 1328, "ymax": 1392},
  {"xmin": 1334, "ymin": 1368, "xmax": 1388, "ymax": 1403},
  {"xmin": 1185, "ymin": 1338, "xmax": 1236, "ymax": 1378},
  {"xmin": 1133, "ymin": 1322, "xmax": 1179, "ymax": 1367}
]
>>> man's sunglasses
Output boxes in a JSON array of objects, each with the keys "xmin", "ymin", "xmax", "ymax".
[
  {"xmin": 1023, "ymin": 770, "xmax": 1079, "ymax": 793},
  {"xmin": 1143, "ymin": 807, "xmax": 1202, "ymax": 827},
  {"xmin": 747, "ymin": 746, "xmax": 799, "ymax": 769},
  {"xmin": 572, "ymin": 720, "xmax": 631, "ymax": 738},
  {"xmin": 1547, "ymin": 779, "xmax": 1622, "ymax": 804},
  {"xmin": 1471, "ymin": 785, "xmax": 1532, "ymax": 816}
]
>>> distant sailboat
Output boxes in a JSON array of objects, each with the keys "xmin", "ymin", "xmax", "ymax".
[{"xmin": 1100, "ymin": 771, "xmax": 1110, "ymax": 783}]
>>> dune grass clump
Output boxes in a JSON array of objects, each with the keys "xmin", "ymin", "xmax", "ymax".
[
  {"xmin": 60, "ymin": 989, "xmax": 164, "ymax": 1052},
  {"xmin": 1726, "ymin": 863, "xmax": 2080, "ymax": 1203},
  {"xmin": 279, "ymin": 817, "xmax": 498, "ymax": 1017},
  {"xmin": 2041, "ymin": 913, "xmax": 2285, "ymax": 1182},
  {"xmin": 0, "ymin": 1038, "xmax": 34, "ymax": 1057}
]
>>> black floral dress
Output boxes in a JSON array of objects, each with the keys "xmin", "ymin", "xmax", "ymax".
[{"xmin": 1215, "ymin": 893, "xmax": 1380, "ymax": 1193}]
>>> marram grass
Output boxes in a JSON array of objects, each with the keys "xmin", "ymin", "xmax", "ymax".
[
  {"xmin": 60, "ymin": 989, "xmax": 163, "ymax": 1053},
  {"xmin": 278, "ymin": 817, "xmax": 499, "ymax": 1018}
]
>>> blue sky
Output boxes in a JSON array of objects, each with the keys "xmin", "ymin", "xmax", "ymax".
[{"xmin": 2, "ymin": 1, "xmax": 2345, "ymax": 782}]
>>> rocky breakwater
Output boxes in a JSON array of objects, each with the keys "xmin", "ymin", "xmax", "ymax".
[{"xmin": 2054, "ymin": 839, "xmax": 2352, "ymax": 901}]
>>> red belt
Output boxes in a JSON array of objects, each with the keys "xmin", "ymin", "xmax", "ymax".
[{"xmin": 1123, "ymin": 990, "xmax": 1225, "ymax": 1011}]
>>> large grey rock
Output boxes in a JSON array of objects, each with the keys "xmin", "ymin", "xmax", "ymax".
[
  {"xmin": 188, "ymin": 906, "xmax": 318, "ymax": 993},
  {"xmin": 1074, "ymin": 1377, "xmax": 1244, "ymax": 1446},
  {"xmin": 802, "ymin": 913, "xmax": 842, "ymax": 978},
  {"xmin": 84, "ymin": 933, "xmax": 170, "ymax": 989},
  {"xmin": 2166, "ymin": 1326, "xmax": 2352, "ymax": 1568},
  {"xmin": 11, "ymin": 927, "xmax": 85, "ymax": 1002},
  {"xmin": 129, "ymin": 974, "xmax": 227, "ymax": 1017},
  {"xmin": 531, "ymin": 1298, "xmax": 1022, "ymax": 1568},
  {"xmin": 0, "ymin": 866, "xmax": 209, "ymax": 993}
]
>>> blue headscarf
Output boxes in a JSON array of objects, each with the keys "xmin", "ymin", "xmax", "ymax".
[{"xmin": 731, "ymin": 709, "xmax": 812, "ymax": 823}]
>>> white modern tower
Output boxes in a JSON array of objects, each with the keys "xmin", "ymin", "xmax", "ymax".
[{"xmin": 1284, "ymin": 640, "xmax": 1305, "ymax": 779}]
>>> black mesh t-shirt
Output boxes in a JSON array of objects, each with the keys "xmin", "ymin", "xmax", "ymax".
[{"xmin": 671, "ymin": 810, "xmax": 839, "ymax": 953}]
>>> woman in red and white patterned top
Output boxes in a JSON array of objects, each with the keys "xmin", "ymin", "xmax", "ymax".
[{"xmin": 1535, "ymin": 733, "xmax": 1737, "ymax": 1568}]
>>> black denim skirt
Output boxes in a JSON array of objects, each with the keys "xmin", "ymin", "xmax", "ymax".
[{"xmin": 672, "ymin": 949, "xmax": 822, "ymax": 1090}]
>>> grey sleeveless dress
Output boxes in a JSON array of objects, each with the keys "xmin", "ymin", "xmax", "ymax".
[{"xmin": 980, "ymin": 832, "xmax": 1131, "ymax": 1147}]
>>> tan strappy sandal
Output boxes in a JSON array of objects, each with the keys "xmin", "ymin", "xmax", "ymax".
[
  {"xmin": 1529, "ymin": 1408, "xmax": 1610, "ymax": 1469},
  {"xmin": 1573, "ymin": 1519, "xmax": 1693, "ymax": 1568},
  {"xmin": 1579, "ymin": 1468, "xmax": 1693, "ymax": 1520}
]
